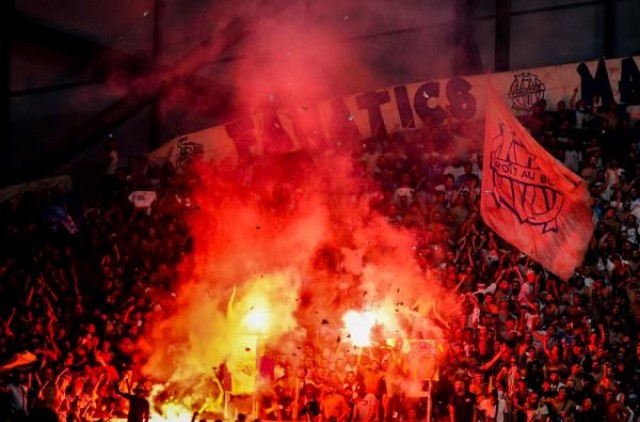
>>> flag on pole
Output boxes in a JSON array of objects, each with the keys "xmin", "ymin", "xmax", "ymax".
[{"xmin": 481, "ymin": 87, "xmax": 592, "ymax": 280}]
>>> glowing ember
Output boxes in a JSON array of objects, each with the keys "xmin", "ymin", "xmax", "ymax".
[{"xmin": 342, "ymin": 310, "xmax": 377, "ymax": 346}]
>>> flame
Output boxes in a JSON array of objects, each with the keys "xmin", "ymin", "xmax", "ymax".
[
  {"xmin": 342, "ymin": 310, "xmax": 377, "ymax": 346},
  {"xmin": 150, "ymin": 402, "xmax": 193, "ymax": 422},
  {"xmin": 243, "ymin": 305, "xmax": 270, "ymax": 333},
  {"xmin": 146, "ymin": 384, "xmax": 205, "ymax": 422},
  {"xmin": 137, "ymin": 153, "xmax": 464, "ymax": 414}
]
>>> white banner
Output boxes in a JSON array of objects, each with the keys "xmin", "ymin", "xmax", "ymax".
[{"xmin": 149, "ymin": 56, "xmax": 640, "ymax": 169}]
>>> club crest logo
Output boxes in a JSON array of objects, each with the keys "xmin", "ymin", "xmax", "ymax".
[
  {"xmin": 176, "ymin": 136, "xmax": 204, "ymax": 170},
  {"xmin": 508, "ymin": 72, "xmax": 545, "ymax": 112},
  {"xmin": 490, "ymin": 125, "xmax": 563, "ymax": 233}
]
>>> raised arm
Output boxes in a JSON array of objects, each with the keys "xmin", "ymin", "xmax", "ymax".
[
  {"xmin": 478, "ymin": 348, "xmax": 505, "ymax": 372},
  {"xmin": 3, "ymin": 307, "xmax": 16, "ymax": 337},
  {"xmin": 569, "ymin": 87, "xmax": 578, "ymax": 109},
  {"xmin": 114, "ymin": 382, "xmax": 135, "ymax": 400}
]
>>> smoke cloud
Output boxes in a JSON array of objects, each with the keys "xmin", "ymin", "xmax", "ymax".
[
  {"xmin": 123, "ymin": 0, "xmax": 469, "ymax": 417},
  {"xmin": 138, "ymin": 139, "xmax": 461, "ymax": 416}
]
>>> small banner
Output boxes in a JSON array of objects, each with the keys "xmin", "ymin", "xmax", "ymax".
[
  {"xmin": 228, "ymin": 335, "xmax": 259, "ymax": 395},
  {"xmin": 406, "ymin": 339, "xmax": 439, "ymax": 382}
]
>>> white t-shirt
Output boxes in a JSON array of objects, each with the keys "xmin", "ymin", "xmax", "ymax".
[
  {"xmin": 393, "ymin": 187, "xmax": 415, "ymax": 206},
  {"xmin": 526, "ymin": 404, "xmax": 549, "ymax": 422},
  {"xmin": 443, "ymin": 165, "xmax": 464, "ymax": 179},
  {"xmin": 621, "ymin": 225, "xmax": 640, "ymax": 244},
  {"xmin": 353, "ymin": 393, "xmax": 378, "ymax": 422},
  {"xmin": 564, "ymin": 150, "xmax": 582, "ymax": 173},
  {"xmin": 128, "ymin": 191, "xmax": 157, "ymax": 208},
  {"xmin": 626, "ymin": 104, "xmax": 640, "ymax": 125},
  {"xmin": 478, "ymin": 397, "xmax": 507, "ymax": 422},
  {"xmin": 574, "ymin": 109, "xmax": 591, "ymax": 129},
  {"xmin": 7, "ymin": 384, "xmax": 28, "ymax": 414}
]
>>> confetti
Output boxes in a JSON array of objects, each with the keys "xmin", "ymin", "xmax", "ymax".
[{"xmin": 143, "ymin": 10, "xmax": 149, "ymax": 17}]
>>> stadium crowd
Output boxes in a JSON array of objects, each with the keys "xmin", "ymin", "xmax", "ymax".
[{"xmin": 1, "ymin": 90, "xmax": 640, "ymax": 422}]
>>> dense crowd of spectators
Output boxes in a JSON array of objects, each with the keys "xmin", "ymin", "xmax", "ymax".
[
  {"xmin": 1, "ymin": 89, "xmax": 640, "ymax": 422},
  {"xmin": 0, "ymin": 155, "xmax": 192, "ymax": 421}
]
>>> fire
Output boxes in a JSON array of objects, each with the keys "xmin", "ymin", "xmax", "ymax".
[
  {"xmin": 243, "ymin": 306, "xmax": 270, "ymax": 333},
  {"xmin": 342, "ymin": 310, "xmax": 377, "ymax": 347},
  {"xmin": 150, "ymin": 402, "xmax": 193, "ymax": 422},
  {"xmin": 146, "ymin": 388, "xmax": 228, "ymax": 422},
  {"xmin": 146, "ymin": 384, "xmax": 203, "ymax": 422},
  {"xmin": 136, "ymin": 151, "xmax": 463, "ymax": 421}
]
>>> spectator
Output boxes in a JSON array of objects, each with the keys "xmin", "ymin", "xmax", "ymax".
[
  {"xmin": 115, "ymin": 384, "xmax": 150, "ymax": 422},
  {"xmin": 448, "ymin": 379, "xmax": 476, "ymax": 422}
]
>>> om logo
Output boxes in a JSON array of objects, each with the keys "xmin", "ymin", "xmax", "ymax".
[
  {"xmin": 490, "ymin": 125, "xmax": 563, "ymax": 233},
  {"xmin": 508, "ymin": 72, "xmax": 545, "ymax": 112},
  {"xmin": 176, "ymin": 136, "xmax": 204, "ymax": 170}
]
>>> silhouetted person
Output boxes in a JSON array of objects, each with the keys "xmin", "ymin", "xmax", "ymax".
[{"xmin": 115, "ymin": 384, "xmax": 150, "ymax": 422}]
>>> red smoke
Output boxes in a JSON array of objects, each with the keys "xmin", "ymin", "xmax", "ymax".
[{"xmin": 137, "ymin": 140, "xmax": 461, "ymax": 416}]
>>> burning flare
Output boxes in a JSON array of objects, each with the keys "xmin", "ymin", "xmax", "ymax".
[{"xmin": 342, "ymin": 310, "xmax": 377, "ymax": 347}]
